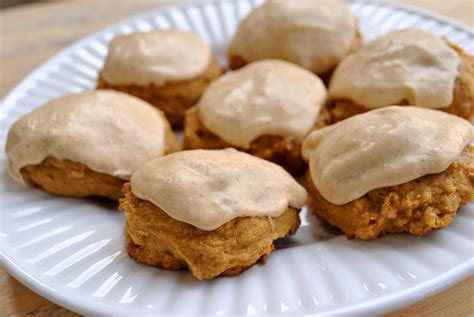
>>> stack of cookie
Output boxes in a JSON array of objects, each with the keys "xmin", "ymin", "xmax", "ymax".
[{"xmin": 5, "ymin": 0, "xmax": 474, "ymax": 280}]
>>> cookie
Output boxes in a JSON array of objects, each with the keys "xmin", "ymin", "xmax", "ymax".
[
  {"xmin": 98, "ymin": 29, "xmax": 223, "ymax": 126},
  {"xmin": 301, "ymin": 106, "xmax": 474, "ymax": 240},
  {"xmin": 121, "ymin": 149, "xmax": 306, "ymax": 279},
  {"xmin": 6, "ymin": 90, "xmax": 179, "ymax": 199},
  {"xmin": 228, "ymin": 0, "xmax": 361, "ymax": 79},
  {"xmin": 328, "ymin": 28, "xmax": 474, "ymax": 121},
  {"xmin": 183, "ymin": 59, "xmax": 328, "ymax": 175}
]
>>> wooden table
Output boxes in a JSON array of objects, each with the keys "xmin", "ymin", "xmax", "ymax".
[{"xmin": 1, "ymin": 0, "xmax": 473, "ymax": 316}]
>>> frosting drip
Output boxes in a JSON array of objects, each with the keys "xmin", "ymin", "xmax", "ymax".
[
  {"xmin": 329, "ymin": 28, "xmax": 461, "ymax": 109},
  {"xmin": 198, "ymin": 60, "xmax": 327, "ymax": 148},
  {"xmin": 102, "ymin": 29, "xmax": 211, "ymax": 86},
  {"xmin": 229, "ymin": 0, "xmax": 357, "ymax": 74},
  {"xmin": 131, "ymin": 149, "xmax": 307, "ymax": 230},
  {"xmin": 302, "ymin": 106, "xmax": 473, "ymax": 205},
  {"xmin": 6, "ymin": 90, "xmax": 167, "ymax": 181}
]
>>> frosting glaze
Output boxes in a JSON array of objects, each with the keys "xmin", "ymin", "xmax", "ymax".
[
  {"xmin": 198, "ymin": 59, "xmax": 327, "ymax": 149},
  {"xmin": 6, "ymin": 90, "xmax": 167, "ymax": 181},
  {"xmin": 302, "ymin": 106, "xmax": 473, "ymax": 205},
  {"xmin": 131, "ymin": 149, "xmax": 307, "ymax": 230},
  {"xmin": 329, "ymin": 28, "xmax": 461, "ymax": 109},
  {"xmin": 228, "ymin": 0, "xmax": 357, "ymax": 74},
  {"xmin": 102, "ymin": 29, "xmax": 211, "ymax": 86}
]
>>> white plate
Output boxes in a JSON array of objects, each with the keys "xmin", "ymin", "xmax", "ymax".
[{"xmin": 1, "ymin": 0, "xmax": 473, "ymax": 315}]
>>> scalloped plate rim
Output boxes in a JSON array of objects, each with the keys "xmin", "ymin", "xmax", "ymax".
[{"xmin": 2, "ymin": 252, "xmax": 472, "ymax": 316}]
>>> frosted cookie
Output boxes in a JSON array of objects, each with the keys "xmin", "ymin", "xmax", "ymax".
[
  {"xmin": 183, "ymin": 60, "xmax": 328, "ymax": 175},
  {"xmin": 302, "ymin": 106, "xmax": 474, "ymax": 240},
  {"xmin": 227, "ymin": 0, "xmax": 361, "ymax": 79},
  {"xmin": 120, "ymin": 149, "xmax": 306, "ymax": 280},
  {"xmin": 328, "ymin": 28, "xmax": 474, "ymax": 122},
  {"xmin": 6, "ymin": 90, "xmax": 179, "ymax": 200},
  {"xmin": 97, "ymin": 29, "xmax": 223, "ymax": 126}
]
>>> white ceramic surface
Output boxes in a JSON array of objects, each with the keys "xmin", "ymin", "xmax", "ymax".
[{"xmin": 1, "ymin": 0, "xmax": 473, "ymax": 315}]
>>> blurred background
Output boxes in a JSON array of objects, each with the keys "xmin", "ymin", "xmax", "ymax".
[
  {"xmin": 1, "ymin": 0, "xmax": 38, "ymax": 8},
  {"xmin": 1, "ymin": 0, "xmax": 473, "ymax": 98}
]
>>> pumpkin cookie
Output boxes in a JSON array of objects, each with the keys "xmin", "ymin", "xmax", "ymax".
[
  {"xmin": 6, "ymin": 90, "xmax": 179, "ymax": 199},
  {"xmin": 328, "ymin": 28, "xmax": 474, "ymax": 122},
  {"xmin": 183, "ymin": 59, "xmax": 328, "ymax": 175},
  {"xmin": 228, "ymin": 0, "xmax": 361, "ymax": 80},
  {"xmin": 121, "ymin": 149, "xmax": 306, "ymax": 279},
  {"xmin": 302, "ymin": 106, "xmax": 474, "ymax": 240},
  {"xmin": 98, "ymin": 29, "xmax": 223, "ymax": 126}
]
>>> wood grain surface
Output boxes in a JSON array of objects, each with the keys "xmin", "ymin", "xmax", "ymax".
[{"xmin": 1, "ymin": 0, "xmax": 473, "ymax": 316}]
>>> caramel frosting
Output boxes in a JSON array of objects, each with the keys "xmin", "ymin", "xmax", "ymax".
[
  {"xmin": 329, "ymin": 28, "xmax": 461, "ymax": 109},
  {"xmin": 6, "ymin": 90, "xmax": 167, "ymax": 181},
  {"xmin": 131, "ymin": 149, "xmax": 307, "ymax": 230},
  {"xmin": 228, "ymin": 0, "xmax": 357, "ymax": 74},
  {"xmin": 197, "ymin": 60, "xmax": 327, "ymax": 149},
  {"xmin": 102, "ymin": 29, "xmax": 212, "ymax": 86},
  {"xmin": 302, "ymin": 106, "xmax": 473, "ymax": 205}
]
